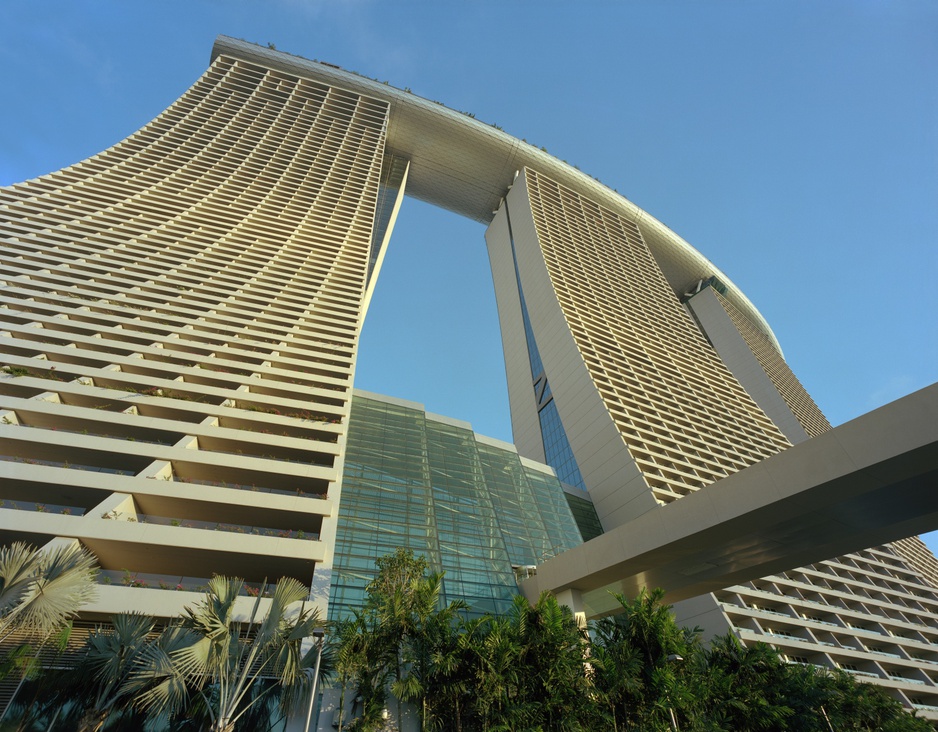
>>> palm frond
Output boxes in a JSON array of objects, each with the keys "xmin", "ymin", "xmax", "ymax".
[
  {"xmin": 0, "ymin": 542, "xmax": 97, "ymax": 639},
  {"xmin": 85, "ymin": 613, "xmax": 155, "ymax": 700},
  {"xmin": 0, "ymin": 542, "xmax": 39, "ymax": 616},
  {"xmin": 126, "ymin": 575, "xmax": 320, "ymax": 729},
  {"xmin": 128, "ymin": 625, "xmax": 201, "ymax": 719},
  {"xmin": 253, "ymin": 577, "xmax": 308, "ymax": 650}
]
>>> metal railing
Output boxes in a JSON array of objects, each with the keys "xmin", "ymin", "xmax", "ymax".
[{"xmin": 97, "ymin": 569, "xmax": 275, "ymax": 597}]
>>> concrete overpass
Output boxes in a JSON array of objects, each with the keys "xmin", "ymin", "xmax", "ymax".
[{"xmin": 521, "ymin": 383, "xmax": 938, "ymax": 618}]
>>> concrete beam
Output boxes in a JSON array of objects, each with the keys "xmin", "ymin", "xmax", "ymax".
[{"xmin": 521, "ymin": 384, "xmax": 938, "ymax": 618}]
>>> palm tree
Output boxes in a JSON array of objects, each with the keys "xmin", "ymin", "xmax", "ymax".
[
  {"xmin": 782, "ymin": 663, "xmax": 934, "ymax": 732},
  {"xmin": 340, "ymin": 548, "xmax": 468, "ymax": 732},
  {"xmin": 472, "ymin": 615, "xmax": 522, "ymax": 732},
  {"xmin": 422, "ymin": 614, "xmax": 485, "ymax": 732},
  {"xmin": 390, "ymin": 571, "xmax": 467, "ymax": 732},
  {"xmin": 132, "ymin": 576, "xmax": 323, "ymax": 732},
  {"xmin": 694, "ymin": 633, "xmax": 794, "ymax": 731},
  {"xmin": 0, "ymin": 541, "xmax": 98, "ymax": 642},
  {"xmin": 590, "ymin": 615, "xmax": 642, "ymax": 730},
  {"xmin": 0, "ymin": 623, "xmax": 73, "ymax": 725},
  {"xmin": 73, "ymin": 613, "xmax": 157, "ymax": 732},
  {"xmin": 366, "ymin": 548, "xmax": 430, "ymax": 726},
  {"xmin": 591, "ymin": 588, "xmax": 692, "ymax": 730},
  {"xmin": 330, "ymin": 615, "xmax": 366, "ymax": 732},
  {"xmin": 0, "ymin": 541, "xmax": 97, "ymax": 722},
  {"xmin": 330, "ymin": 609, "xmax": 393, "ymax": 732},
  {"xmin": 506, "ymin": 592, "xmax": 593, "ymax": 731}
]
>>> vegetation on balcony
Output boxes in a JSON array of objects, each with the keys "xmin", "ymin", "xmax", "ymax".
[{"xmin": 99, "ymin": 511, "xmax": 319, "ymax": 541}]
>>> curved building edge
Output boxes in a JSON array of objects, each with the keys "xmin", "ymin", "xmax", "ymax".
[{"xmin": 211, "ymin": 35, "xmax": 783, "ymax": 354}]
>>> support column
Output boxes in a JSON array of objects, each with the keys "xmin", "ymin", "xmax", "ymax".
[{"xmin": 555, "ymin": 587, "xmax": 587, "ymax": 630}]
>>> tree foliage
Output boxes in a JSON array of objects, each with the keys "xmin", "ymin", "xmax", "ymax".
[
  {"xmin": 72, "ymin": 612, "xmax": 157, "ymax": 732},
  {"xmin": 131, "ymin": 576, "xmax": 323, "ymax": 732},
  {"xmin": 0, "ymin": 541, "xmax": 97, "ymax": 642},
  {"xmin": 2, "ymin": 574, "xmax": 326, "ymax": 732},
  {"xmin": 329, "ymin": 552, "xmax": 933, "ymax": 732},
  {"xmin": 0, "ymin": 548, "xmax": 931, "ymax": 732}
]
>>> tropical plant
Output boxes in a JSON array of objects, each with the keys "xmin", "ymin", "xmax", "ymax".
[
  {"xmin": 589, "ymin": 587, "xmax": 694, "ymax": 731},
  {"xmin": 389, "ymin": 572, "xmax": 467, "ymax": 732},
  {"xmin": 367, "ymin": 549, "xmax": 430, "ymax": 725},
  {"xmin": 471, "ymin": 612, "xmax": 523, "ymax": 731},
  {"xmin": 72, "ymin": 613, "xmax": 157, "ymax": 732},
  {"xmin": 328, "ymin": 605, "xmax": 394, "ymax": 732},
  {"xmin": 589, "ymin": 610, "xmax": 642, "ymax": 729},
  {"xmin": 332, "ymin": 549, "xmax": 484, "ymax": 732},
  {"xmin": 330, "ymin": 615, "xmax": 367, "ymax": 732},
  {"xmin": 0, "ymin": 624, "xmax": 73, "ymax": 725},
  {"xmin": 279, "ymin": 549, "xmax": 938, "ymax": 732},
  {"xmin": 692, "ymin": 633, "xmax": 794, "ymax": 731},
  {"xmin": 131, "ymin": 576, "xmax": 323, "ymax": 732},
  {"xmin": 781, "ymin": 663, "xmax": 934, "ymax": 732},
  {"xmin": 0, "ymin": 541, "xmax": 98, "ymax": 642},
  {"xmin": 422, "ymin": 614, "xmax": 485, "ymax": 732},
  {"xmin": 505, "ymin": 592, "xmax": 592, "ymax": 730},
  {"xmin": 336, "ymin": 549, "xmax": 435, "ymax": 732}
]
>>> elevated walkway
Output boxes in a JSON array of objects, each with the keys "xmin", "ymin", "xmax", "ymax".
[{"xmin": 521, "ymin": 384, "xmax": 938, "ymax": 618}]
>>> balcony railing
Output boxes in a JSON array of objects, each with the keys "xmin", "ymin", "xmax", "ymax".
[
  {"xmin": 842, "ymin": 668, "xmax": 879, "ymax": 679},
  {"xmin": 170, "ymin": 475, "xmax": 325, "ymax": 499},
  {"xmin": 10, "ymin": 422, "xmax": 177, "ymax": 445},
  {"xmin": 803, "ymin": 617, "xmax": 839, "ymax": 627},
  {"xmin": 125, "ymin": 512, "xmax": 319, "ymax": 541},
  {"xmin": 765, "ymin": 632, "xmax": 803, "ymax": 642},
  {"xmin": 846, "ymin": 625, "xmax": 886, "ymax": 636},
  {"xmin": 888, "ymin": 675, "xmax": 926, "ymax": 685},
  {"xmin": 869, "ymin": 649, "xmax": 903, "ymax": 659},
  {"xmin": 0, "ymin": 499, "xmax": 86, "ymax": 516},
  {"xmin": 0, "ymin": 454, "xmax": 135, "ymax": 475},
  {"xmin": 749, "ymin": 606, "xmax": 793, "ymax": 618},
  {"xmin": 98, "ymin": 569, "xmax": 275, "ymax": 598}
]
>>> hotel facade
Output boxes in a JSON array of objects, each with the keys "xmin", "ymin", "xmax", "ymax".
[{"xmin": 1, "ymin": 37, "xmax": 937, "ymax": 721}]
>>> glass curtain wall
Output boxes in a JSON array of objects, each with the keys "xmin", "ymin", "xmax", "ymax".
[{"xmin": 331, "ymin": 393, "xmax": 593, "ymax": 619}]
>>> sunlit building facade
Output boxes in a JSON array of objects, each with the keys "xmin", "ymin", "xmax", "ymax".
[
  {"xmin": 487, "ymin": 168, "xmax": 938, "ymax": 716},
  {"xmin": 0, "ymin": 36, "xmax": 936, "ymax": 722}
]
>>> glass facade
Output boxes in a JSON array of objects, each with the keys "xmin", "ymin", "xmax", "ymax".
[
  {"xmin": 331, "ymin": 393, "xmax": 593, "ymax": 620},
  {"xmin": 564, "ymin": 491, "xmax": 605, "ymax": 541},
  {"xmin": 537, "ymin": 400, "xmax": 586, "ymax": 493},
  {"xmin": 503, "ymin": 203, "xmax": 588, "ymax": 492}
]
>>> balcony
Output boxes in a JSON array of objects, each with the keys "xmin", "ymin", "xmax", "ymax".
[
  {"xmin": 869, "ymin": 649, "xmax": 903, "ymax": 659},
  {"xmin": 98, "ymin": 569, "xmax": 276, "ymax": 598},
  {"xmin": 888, "ymin": 675, "xmax": 926, "ymax": 686},
  {"xmin": 0, "ymin": 498, "xmax": 86, "ymax": 516},
  {"xmin": 842, "ymin": 668, "xmax": 879, "ymax": 679},
  {"xmin": 105, "ymin": 512, "xmax": 319, "ymax": 541},
  {"xmin": 0, "ymin": 454, "xmax": 136, "ymax": 476},
  {"xmin": 765, "ymin": 631, "xmax": 803, "ymax": 642}
]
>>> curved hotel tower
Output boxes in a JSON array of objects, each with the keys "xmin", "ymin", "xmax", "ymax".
[{"xmin": 1, "ymin": 36, "xmax": 937, "ymax": 720}]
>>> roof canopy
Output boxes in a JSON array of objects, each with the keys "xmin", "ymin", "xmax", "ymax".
[{"xmin": 212, "ymin": 36, "xmax": 780, "ymax": 351}]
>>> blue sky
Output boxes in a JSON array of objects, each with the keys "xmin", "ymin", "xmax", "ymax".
[{"xmin": 2, "ymin": 2, "xmax": 936, "ymax": 552}]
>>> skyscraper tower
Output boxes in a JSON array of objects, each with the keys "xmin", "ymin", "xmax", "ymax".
[
  {"xmin": 485, "ymin": 164, "xmax": 938, "ymax": 718},
  {"xmin": 1, "ymin": 36, "xmax": 936, "ymax": 719},
  {"xmin": 0, "ymin": 49, "xmax": 400, "ymax": 619},
  {"xmin": 487, "ymin": 169, "xmax": 791, "ymax": 527}
]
